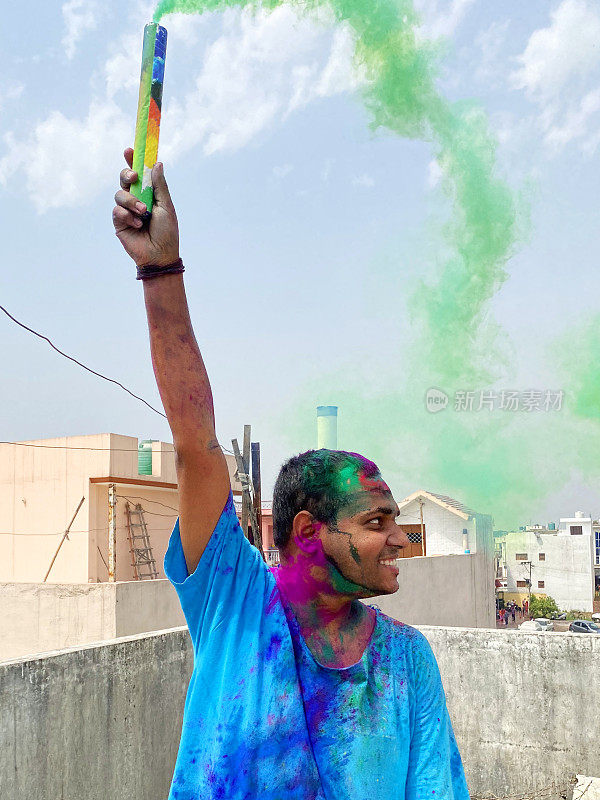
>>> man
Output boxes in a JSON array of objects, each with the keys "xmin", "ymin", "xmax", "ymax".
[{"xmin": 113, "ymin": 152, "xmax": 470, "ymax": 799}]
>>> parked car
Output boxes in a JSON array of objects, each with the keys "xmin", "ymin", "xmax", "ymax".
[
  {"xmin": 592, "ymin": 612, "xmax": 600, "ymax": 623},
  {"xmin": 569, "ymin": 620, "xmax": 600, "ymax": 634},
  {"xmin": 518, "ymin": 620, "xmax": 544, "ymax": 631},
  {"xmin": 534, "ymin": 618, "xmax": 554, "ymax": 631}
]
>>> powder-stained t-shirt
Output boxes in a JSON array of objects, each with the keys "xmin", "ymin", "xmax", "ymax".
[{"xmin": 164, "ymin": 492, "xmax": 470, "ymax": 800}]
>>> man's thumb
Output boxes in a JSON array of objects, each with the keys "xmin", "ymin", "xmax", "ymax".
[{"xmin": 151, "ymin": 162, "xmax": 172, "ymax": 207}]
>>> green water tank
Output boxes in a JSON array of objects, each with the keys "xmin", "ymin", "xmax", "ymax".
[{"xmin": 138, "ymin": 440, "xmax": 157, "ymax": 475}]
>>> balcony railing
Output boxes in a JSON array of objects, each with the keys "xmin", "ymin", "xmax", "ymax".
[{"xmin": 265, "ymin": 548, "xmax": 280, "ymax": 566}]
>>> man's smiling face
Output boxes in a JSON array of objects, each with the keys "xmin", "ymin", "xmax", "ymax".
[{"xmin": 318, "ymin": 471, "xmax": 410, "ymax": 597}]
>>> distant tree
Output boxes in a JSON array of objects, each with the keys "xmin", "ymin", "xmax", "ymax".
[{"xmin": 529, "ymin": 594, "xmax": 559, "ymax": 618}]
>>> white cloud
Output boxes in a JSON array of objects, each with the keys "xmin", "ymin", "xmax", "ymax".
[
  {"xmin": 510, "ymin": 0, "xmax": 600, "ymax": 157},
  {"xmin": 1, "ymin": 5, "xmax": 363, "ymax": 211},
  {"xmin": 161, "ymin": 6, "xmax": 361, "ymax": 159},
  {"xmin": 512, "ymin": 0, "xmax": 600, "ymax": 98},
  {"xmin": 104, "ymin": 35, "xmax": 140, "ymax": 99},
  {"xmin": 62, "ymin": 0, "xmax": 99, "ymax": 60},
  {"xmin": 287, "ymin": 24, "xmax": 363, "ymax": 114},
  {"xmin": 544, "ymin": 88, "xmax": 600, "ymax": 151},
  {"xmin": 0, "ymin": 82, "xmax": 25, "ymax": 112},
  {"xmin": 0, "ymin": 100, "xmax": 129, "ymax": 212},
  {"xmin": 352, "ymin": 174, "xmax": 375, "ymax": 188},
  {"xmin": 273, "ymin": 163, "xmax": 294, "ymax": 179},
  {"xmin": 415, "ymin": 0, "xmax": 475, "ymax": 40},
  {"xmin": 472, "ymin": 20, "xmax": 510, "ymax": 86},
  {"xmin": 163, "ymin": 12, "xmax": 208, "ymax": 47},
  {"xmin": 426, "ymin": 159, "xmax": 442, "ymax": 189},
  {"xmin": 0, "ymin": 133, "xmax": 22, "ymax": 187}
]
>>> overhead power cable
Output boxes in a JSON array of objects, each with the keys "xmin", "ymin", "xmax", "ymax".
[
  {"xmin": 0, "ymin": 304, "xmax": 166, "ymax": 418},
  {"xmin": 0, "ymin": 441, "xmax": 159, "ymax": 452},
  {"xmin": 0, "ymin": 305, "xmax": 234, "ymax": 454},
  {"xmin": 0, "ymin": 440, "xmax": 234, "ymax": 455},
  {"xmin": 0, "ymin": 526, "xmax": 176, "ymax": 537},
  {"xmin": 117, "ymin": 494, "xmax": 179, "ymax": 512}
]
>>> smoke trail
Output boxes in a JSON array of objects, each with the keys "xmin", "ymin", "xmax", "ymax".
[{"xmin": 154, "ymin": 0, "xmax": 517, "ymax": 383}]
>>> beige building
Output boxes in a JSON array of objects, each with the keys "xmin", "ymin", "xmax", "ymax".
[{"xmin": 0, "ymin": 434, "xmax": 244, "ymax": 584}]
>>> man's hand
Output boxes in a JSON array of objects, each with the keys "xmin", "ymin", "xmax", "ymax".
[{"xmin": 112, "ymin": 147, "xmax": 180, "ymax": 268}]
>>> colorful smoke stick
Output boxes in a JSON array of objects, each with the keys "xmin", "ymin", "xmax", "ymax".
[{"xmin": 131, "ymin": 23, "xmax": 167, "ymax": 214}]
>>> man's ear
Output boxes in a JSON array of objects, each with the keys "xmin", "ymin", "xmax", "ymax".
[{"xmin": 292, "ymin": 510, "xmax": 321, "ymax": 555}]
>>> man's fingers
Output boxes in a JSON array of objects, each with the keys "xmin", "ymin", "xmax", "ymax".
[
  {"xmin": 114, "ymin": 188, "xmax": 147, "ymax": 216},
  {"xmin": 120, "ymin": 168, "xmax": 138, "ymax": 191},
  {"xmin": 124, "ymin": 148, "xmax": 134, "ymax": 169},
  {"xmin": 112, "ymin": 204, "xmax": 143, "ymax": 231},
  {"xmin": 151, "ymin": 162, "xmax": 174, "ymax": 210}
]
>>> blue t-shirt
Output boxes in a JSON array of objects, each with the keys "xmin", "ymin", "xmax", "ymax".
[{"xmin": 164, "ymin": 492, "xmax": 470, "ymax": 800}]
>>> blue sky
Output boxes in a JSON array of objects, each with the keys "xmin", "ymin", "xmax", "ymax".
[{"xmin": 3, "ymin": 0, "xmax": 600, "ymax": 524}]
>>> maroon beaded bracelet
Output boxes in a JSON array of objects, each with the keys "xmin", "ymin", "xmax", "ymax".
[{"xmin": 136, "ymin": 258, "xmax": 185, "ymax": 280}]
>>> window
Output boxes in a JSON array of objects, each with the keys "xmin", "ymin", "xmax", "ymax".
[
  {"xmin": 570, "ymin": 525, "xmax": 583, "ymax": 535},
  {"xmin": 516, "ymin": 580, "xmax": 528, "ymax": 588},
  {"xmin": 516, "ymin": 553, "xmax": 528, "ymax": 560},
  {"xmin": 539, "ymin": 553, "xmax": 545, "ymax": 561},
  {"xmin": 595, "ymin": 530, "xmax": 600, "ymax": 565},
  {"xmin": 538, "ymin": 581, "xmax": 545, "ymax": 588}
]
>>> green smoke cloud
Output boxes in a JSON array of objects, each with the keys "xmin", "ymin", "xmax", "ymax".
[
  {"xmin": 154, "ymin": 1, "xmax": 517, "ymax": 391},
  {"xmin": 153, "ymin": 0, "xmax": 599, "ymax": 529}
]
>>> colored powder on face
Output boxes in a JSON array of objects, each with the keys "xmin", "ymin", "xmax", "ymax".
[
  {"xmin": 277, "ymin": 533, "xmax": 367, "ymax": 609},
  {"xmin": 288, "ymin": 450, "xmax": 382, "ymax": 529},
  {"xmin": 348, "ymin": 540, "xmax": 361, "ymax": 565}
]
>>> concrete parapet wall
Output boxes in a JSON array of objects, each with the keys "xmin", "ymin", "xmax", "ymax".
[
  {"xmin": 421, "ymin": 626, "xmax": 600, "ymax": 797},
  {"xmin": 0, "ymin": 580, "xmax": 185, "ymax": 662},
  {"xmin": 1, "ymin": 626, "xmax": 599, "ymax": 798},
  {"xmin": 0, "ymin": 628, "xmax": 192, "ymax": 800}
]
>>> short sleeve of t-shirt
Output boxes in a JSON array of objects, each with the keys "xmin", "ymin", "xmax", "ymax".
[
  {"xmin": 405, "ymin": 629, "xmax": 470, "ymax": 799},
  {"xmin": 164, "ymin": 491, "xmax": 273, "ymax": 652},
  {"xmin": 163, "ymin": 493, "xmax": 324, "ymax": 800}
]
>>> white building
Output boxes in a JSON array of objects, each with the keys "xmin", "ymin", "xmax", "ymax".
[
  {"xmin": 371, "ymin": 489, "xmax": 496, "ymax": 627},
  {"xmin": 502, "ymin": 512, "xmax": 596, "ymax": 612},
  {"xmin": 397, "ymin": 490, "xmax": 494, "ymax": 558}
]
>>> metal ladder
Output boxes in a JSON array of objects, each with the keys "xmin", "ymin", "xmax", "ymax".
[{"xmin": 124, "ymin": 502, "xmax": 159, "ymax": 580}]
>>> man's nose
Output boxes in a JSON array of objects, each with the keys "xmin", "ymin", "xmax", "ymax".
[{"xmin": 387, "ymin": 524, "xmax": 411, "ymax": 550}]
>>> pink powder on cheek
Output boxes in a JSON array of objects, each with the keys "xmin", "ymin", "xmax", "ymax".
[{"xmin": 274, "ymin": 530, "xmax": 346, "ymax": 626}]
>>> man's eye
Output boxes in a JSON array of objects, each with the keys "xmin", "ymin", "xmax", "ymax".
[{"xmin": 367, "ymin": 518, "xmax": 382, "ymax": 526}]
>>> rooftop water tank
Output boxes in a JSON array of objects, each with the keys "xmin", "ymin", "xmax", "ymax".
[
  {"xmin": 138, "ymin": 439, "xmax": 157, "ymax": 475},
  {"xmin": 548, "ymin": 522, "xmax": 556, "ymax": 531}
]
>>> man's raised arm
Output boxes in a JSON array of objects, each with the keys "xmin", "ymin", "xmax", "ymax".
[{"xmin": 112, "ymin": 148, "xmax": 230, "ymax": 573}]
